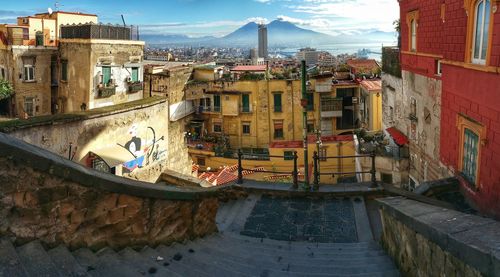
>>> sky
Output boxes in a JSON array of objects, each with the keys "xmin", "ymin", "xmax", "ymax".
[{"xmin": 0, "ymin": 0, "xmax": 399, "ymax": 38}]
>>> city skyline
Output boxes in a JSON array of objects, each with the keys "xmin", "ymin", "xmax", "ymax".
[{"xmin": 1, "ymin": 0, "xmax": 399, "ymax": 38}]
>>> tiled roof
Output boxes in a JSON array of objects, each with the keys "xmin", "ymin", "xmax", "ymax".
[
  {"xmin": 231, "ymin": 65, "xmax": 267, "ymax": 72},
  {"xmin": 346, "ymin": 59, "xmax": 379, "ymax": 69},
  {"xmin": 360, "ymin": 79, "xmax": 382, "ymax": 91}
]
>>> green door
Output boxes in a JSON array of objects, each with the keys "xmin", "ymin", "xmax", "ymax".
[
  {"xmin": 274, "ymin": 93, "xmax": 282, "ymax": 112},
  {"xmin": 131, "ymin": 67, "xmax": 139, "ymax": 82},
  {"xmin": 102, "ymin": 67, "xmax": 111, "ymax": 85},
  {"xmin": 242, "ymin": 94, "xmax": 250, "ymax": 112},
  {"xmin": 214, "ymin": 95, "xmax": 221, "ymax": 112}
]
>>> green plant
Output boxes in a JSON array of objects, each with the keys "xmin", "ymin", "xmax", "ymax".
[{"xmin": 0, "ymin": 79, "xmax": 13, "ymax": 100}]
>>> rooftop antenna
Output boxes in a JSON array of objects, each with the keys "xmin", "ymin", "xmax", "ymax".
[
  {"xmin": 54, "ymin": 1, "xmax": 62, "ymax": 12},
  {"xmin": 121, "ymin": 15, "xmax": 126, "ymax": 27}
]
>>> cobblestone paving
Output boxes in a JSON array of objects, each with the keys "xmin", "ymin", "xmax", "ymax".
[{"xmin": 241, "ymin": 195, "xmax": 358, "ymax": 243}]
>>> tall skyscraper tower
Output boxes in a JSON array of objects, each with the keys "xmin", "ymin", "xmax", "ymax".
[{"xmin": 258, "ymin": 24, "xmax": 268, "ymax": 59}]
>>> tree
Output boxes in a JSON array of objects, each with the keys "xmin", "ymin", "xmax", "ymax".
[{"xmin": 0, "ymin": 79, "xmax": 13, "ymax": 100}]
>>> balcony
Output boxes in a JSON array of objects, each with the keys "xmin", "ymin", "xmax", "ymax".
[
  {"xmin": 382, "ymin": 47, "xmax": 401, "ymax": 78},
  {"xmin": 198, "ymin": 106, "xmax": 221, "ymax": 113},
  {"xmin": 61, "ymin": 24, "xmax": 140, "ymax": 41},
  {"xmin": 320, "ymin": 98, "xmax": 343, "ymax": 118},
  {"xmin": 128, "ymin": 82, "xmax": 143, "ymax": 93},
  {"xmin": 97, "ymin": 85, "xmax": 116, "ymax": 98}
]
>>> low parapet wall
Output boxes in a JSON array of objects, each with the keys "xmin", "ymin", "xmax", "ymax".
[
  {"xmin": 0, "ymin": 133, "xmax": 228, "ymax": 250},
  {"xmin": 377, "ymin": 197, "xmax": 500, "ymax": 277}
]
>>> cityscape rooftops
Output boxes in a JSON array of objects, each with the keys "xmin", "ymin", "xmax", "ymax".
[{"xmin": 231, "ymin": 65, "xmax": 267, "ymax": 72}]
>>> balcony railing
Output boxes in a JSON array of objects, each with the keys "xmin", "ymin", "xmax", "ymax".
[
  {"xmin": 198, "ymin": 106, "xmax": 221, "ymax": 113},
  {"xmin": 382, "ymin": 47, "xmax": 401, "ymax": 78},
  {"xmin": 240, "ymin": 106, "xmax": 252, "ymax": 113},
  {"xmin": 128, "ymin": 82, "xmax": 143, "ymax": 93},
  {"xmin": 321, "ymin": 98, "xmax": 343, "ymax": 117},
  {"xmin": 61, "ymin": 24, "xmax": 140, "ymax": 41},
  {"xmin": 97, "ymin": 86, "xmax": 116, "ymax": 98}
]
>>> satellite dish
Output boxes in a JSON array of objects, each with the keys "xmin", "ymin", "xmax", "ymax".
[{"xmin": 48, "ymin": 7, "xmax": 53, "ymax": 15}]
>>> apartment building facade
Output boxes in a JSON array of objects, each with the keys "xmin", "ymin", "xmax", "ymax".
[{"xmin": 399, "ymin": 0, "xmax": 500, "ymax": 218}]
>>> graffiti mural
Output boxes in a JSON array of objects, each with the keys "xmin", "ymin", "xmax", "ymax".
[{"xmin": 118, "ymin": 124, "xmax": 166, "ymax": 172}]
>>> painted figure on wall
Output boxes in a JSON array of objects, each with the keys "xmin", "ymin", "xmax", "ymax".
[{"xmin": 119, "ymin": 124, "xmax": 166, "ymax": 172}]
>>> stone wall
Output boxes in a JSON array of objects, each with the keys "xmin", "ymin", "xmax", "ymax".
[
  {"xmin": 378, "ymin": 197, "xmax": 500, "ymax": 277},
  {"xmin": 0, "ymin": 133, "xmax": 224, "ymax": 250}
]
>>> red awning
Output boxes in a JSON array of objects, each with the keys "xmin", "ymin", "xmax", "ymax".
[{"xmin": 386, "ymin": 127, "xmax": 409, "ymax": 146}]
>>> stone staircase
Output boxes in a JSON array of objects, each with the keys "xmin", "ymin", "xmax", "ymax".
[{"xmin": 0, "ymin": 194, "xmax": 400, "ymax": 277}]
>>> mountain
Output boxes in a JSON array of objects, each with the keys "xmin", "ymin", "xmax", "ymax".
[{"xmin": 142, "ymin": 20, "xmax": 396, "ymax": 48}]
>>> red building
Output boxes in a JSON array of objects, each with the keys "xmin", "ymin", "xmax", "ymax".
[{"xmin": 399, "ymin": 0, "xmax": 500, "ymax": 218}]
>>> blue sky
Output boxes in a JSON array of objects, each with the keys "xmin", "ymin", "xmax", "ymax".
[{"xmin": 0, "ymin": 0, "xmax": 399, "ymax": 37}]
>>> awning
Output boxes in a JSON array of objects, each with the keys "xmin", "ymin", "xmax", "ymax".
[
  {"xmin": 90, "ymin": 145, "xmax": 136, "ymax": 168},
  {"xmin": 386, "ymin": 127, "xmax": 409, "ymax": 146},
  {"xmin": 170, "ymin": 100, "xmax": 195, "ymax": 122}
]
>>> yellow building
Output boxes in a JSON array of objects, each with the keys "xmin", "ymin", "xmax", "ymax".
[{"xmin": 360, "ymin": 79, "xmax": 382, "ymax": 131}]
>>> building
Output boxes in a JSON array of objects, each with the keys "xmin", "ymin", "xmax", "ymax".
[
  {"xmin": 346, "ymin": 59, "xmax": 381, "ymax": 77},
  {"xmin": 359, "ymin": 79, "xmax": 382, "ymax": 132},
  {"xmin": 258, "ymin": 24, "xmax": 268, "ymax": 59},
  {"xmin": 0, "ymin": 11, "xmax": 144, "ymax": 117},
  {"xmin": 296, "ymin": 48, "xmax": 319, "ymax": 66},
  {"xmin": 398, "ymin": 0, "xmax": 500, "ymax": 218}
]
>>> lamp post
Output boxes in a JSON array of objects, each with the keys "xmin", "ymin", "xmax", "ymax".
[{"xmin": 300, "ymin": 60, "xmax": 309, "ymax": 190}]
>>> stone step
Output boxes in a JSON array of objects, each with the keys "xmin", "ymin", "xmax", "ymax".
[
  {"xmin": 193, "ymin": 237, "xmax": 393, "ymax": 267},
  {"xmin": 190, "ymin": 242, "xmax": 396, "ymax": 275},
  {"xmin": 224, "ymin": 196, "xmax": 260, "ymax": 233},
  {"xmin": 16, "ymin": 241, "xmax": 62, "ymax": 277},
  {"xmin": 202, "ymin": 234, "xmax": 384, "ymax": 256},
  {"xmin": 93, "ymin": 248, "xmax": 142, "ymax": 277},
  {"xmin": 72, "ymin": 248, "xmax": 104, "ymax": 277},
  {"xmin": 47, "ymin": 245, "xmax": 88, "ymax": 277},
  {"xmin": 119, "ymin": 247, "xmax": 182, "ymax": 277},
  {"xmin": 155, "ymin": 244, "xmax": 254, "ymax": 277},
  {"xmin": 140, "ymin": 246, "xmax": 211, "ymax": 277},
  {"xmin": 221, "ymin": 232, "xmax": 380, "ymax": 250},
  {"xmin": 0, "ymin": 239, "xmax": 29, "ymax": 277},
  {"xmin": 218, "ymin": 198, "xmax": 246, "ymax": 231}
]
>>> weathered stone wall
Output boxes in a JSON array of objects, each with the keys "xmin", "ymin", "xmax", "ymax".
[
  {"xmin": 378, "ymin": 197, "xmax": 500, "ymax": 277},
  {"xmin": 2, "ymin": 98, "xmax": 174, "ymax": 182},
  {"xmin": 0, "ymin": 133, "xmax": 222, "ymax": 250}
]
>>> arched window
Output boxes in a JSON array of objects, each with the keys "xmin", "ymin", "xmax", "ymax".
[
  {"xmin": 472, "ymin": 0, "xmax": 490, "ymax": 64},
  {"xmin": 411, "ymin": 19, "xmax": 417, "ymax": 51}
]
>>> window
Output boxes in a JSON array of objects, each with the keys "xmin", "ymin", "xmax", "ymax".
[
  {"xmin": 406, "ymin": 11, "xmax": 419, "ymax": 52},
  {"xmin": 435, "ymin": 60, "xmax": 442, "ymax": 76},
  {"xmin": 200, "ymin": 98, "xmax": 211, "ymax": 112},
  {"xmin": 274, "ymin": 120, "xmax": 284, "ymax": 139},
  {"xmin": 61, "ymin": 60, "xmax": 68, "ymax": 82},
  {"xmin": 306, "ymin": 93, "xmax": 314, "ymax": 111},
  {"xmin": 283, "ymin": 151, "xmax": 294, "ymax": 161},
  {"xmin": 410, "ymin": 98, "xmax": 417, "ymax": 120},
  {"xmin": 273, "ymin": 93, "xmax": 282, "ymax": 112},
  {"xmin": 307, "ymin": 120, "xmax": 315, "ymax": 134},
  {"xmin": 319, "ymin": 148, "xmax": 327, "ymax": 161},
  {"xmin": 23, "ymin": 65, "xmax": 35, "ymax": 82},
  {"xmin": 131, "ymin": 67, "xmax": 139, "ymax": 82},
  {"xmin": 462, "ymin": 129, "xmax": 479, "ymax": 184},
  {"xmin": 0, "ymin": 66, "xmax": 5, "ymax": 80},
  {"xmin": 241, "ymin": 94, "xmax": 250, "ymax": 112},
  {"xmin": 214, "ymin": 95, "xmax": 221, "ymax": 112},
  {"xmin": 102, "ymin": 66, "xmax": 111, "ymax": 86},
  {"xmin": 213, "ymin": 122, "xmax": 222, "ymax": 133},
  {"xmin": 381, "ymin": 173, "xmax": 393, "ymax": 184},
  {"xmin": 197, "ymin": 157, "xmax": 206, "ymax": 166},
  {"xmin": 24, "ymin": 97, "xmax": 34, "ymax": 116},
  {"xmin": 242, "ymin": 122, "xmax": 251, "ymax": 135},
  {"xmin": 472, "ymin": 0, "xmax": 490, "ymax": 64}
]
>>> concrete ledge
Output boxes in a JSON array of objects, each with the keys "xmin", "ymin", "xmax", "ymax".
[
  {"xmin": 0, "ymin": 132, "xmax": 230, "ymax": 201},
  {"xmin": 158, "ymin": 170, "xmax": 213, "ymax": 188},
  {"xmin": 377, "ymin": 197, "xmax": 500, "ymax": 276}
]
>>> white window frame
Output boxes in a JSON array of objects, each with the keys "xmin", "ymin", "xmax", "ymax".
[
  {"xmin": 471, "ymin": 0, "xmax": 490, "ymax": 65},
  {"xmin": 23, "ymin": 65, "xmax": 35, "ymax": 82},
  {"xmin": 411, "ymin": 19, "xmax": 417, "ymax": 52},
  {"xmin": 24, "ymin": 97, "xmax": 34, "ymax": 116}
]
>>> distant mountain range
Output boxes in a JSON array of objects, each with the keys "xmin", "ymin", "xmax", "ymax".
[{"xmin": 141, "ymin": 19, "xmax": 396, "ymax": 48}]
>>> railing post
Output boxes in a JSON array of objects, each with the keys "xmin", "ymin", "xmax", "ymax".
[
  {"xmin": 237, "ymin": 149, "xmax": 243, "ymax": 184},
  {"xmin": 313, "ymin": 151, "xmax": 319, "ymax": 191},
  {"xmin": 292, "ymin": 151, "xmax": 298, "ymax": 189},
  {"xmin": 370, "ymin": 151, "xmax": 377, "ymax": 188}
]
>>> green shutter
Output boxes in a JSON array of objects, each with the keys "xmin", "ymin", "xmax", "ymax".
[
  {"xmin": 242, "ymin": 94, "xmax": 250, "ymax": 112},
  {"xmin": 102, "ymin": 67, "xmax": 111, "ymax": 85},
  {"xmin": 274, "ymin": 94, "xmax": 282, "ymax": 112},
  {"xmin": 131, "ymin": 67, "xmax": 139, "ymax": 82},
  {"xmin": 214, "ymin": 95, "xmax": 221, "ymax": 112},
  {"xmin": 307, "ymin": 93, "xmax": 314, "ymax": 111}
]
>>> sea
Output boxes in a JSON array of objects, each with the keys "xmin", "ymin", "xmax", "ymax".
[{"xmin": 271, "ymin": 41, "xmax": 396, "ymax": 61}]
